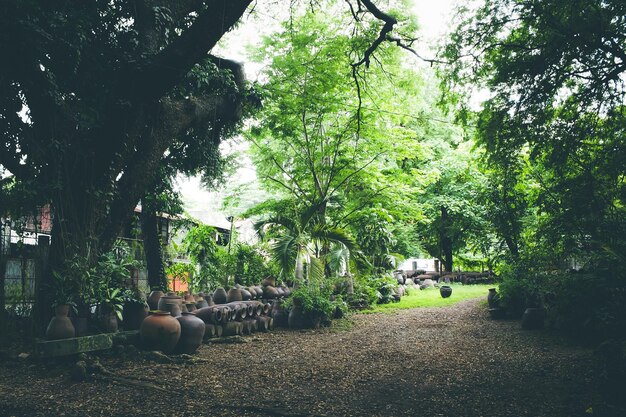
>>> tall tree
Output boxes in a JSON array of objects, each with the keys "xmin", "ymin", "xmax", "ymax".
[
  {"xmin": 442, "ymin": 0, "xmax": 626, "ymax": 270},
  {"xmin": 0, "ymin": 0, "xmax": 418, "ymax": 318}
]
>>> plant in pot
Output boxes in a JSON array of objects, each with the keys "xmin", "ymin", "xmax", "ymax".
[
  {"xmin": 286, "ymin": 285, "xmax": 335, "ymax": 329},
  {"xmin": 122, "ymin": 288, "xmax": 149, "ymax": 330},
  {"xmin": 45, "ymin": 272, "xmax": 78, "ymax": 340},
  {"xmin": 96, "ymin": 287, "xmax": 124, "ymax": 333}
]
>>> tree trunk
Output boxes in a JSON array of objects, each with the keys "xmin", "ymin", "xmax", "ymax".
[
  {"xmin": 141, "ymin": 203, "xmax": 167, "ymax": 291},
  {"xmin": 440, "ymin": 206, "xmax": 453, "ymax": 272}
]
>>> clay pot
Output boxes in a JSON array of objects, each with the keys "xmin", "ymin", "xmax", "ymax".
[
  {"xmin": 255, "ymin": 316, "xmax": 271, "ymax": 332},
  {"xmin": 240, "ymin": 289, "xmax": 252, "ymax": 301},
  {"xmin": 196, "ymin": 299, "xmax": 209, "ymax": 309},
  {"xmin": 222, "ymin": 321, "xmax": 242, "ymax": 336},
  {"xmin": 227, "ymin": 287, "xmax": 243, "ymax": 303},
  {"xmin": 439, "ymin": 286, "xmax": 452, "ymax": 298},
  {"xmin": 194, "ymin": 306, "xmax": 223, "ymax": 324},
  {"xmin": 288, "ymin": 302, "xmax": 307, "ymax": 329},
  {"xmin": 99, "ymin": 308, "xmax": 119, "ymax": 333},
  {"xmin": 276, "ymin": 287, "xmax": 285, "ymax": 298},
  {"xmin": 147, "ymin": 290, "xmax": 164, "ymax": 311},
  {"xmin": 521, "ymin": 307, "xmax": 546, "ymax": 330},
  {"xmin": 140, "ymin": 311, "xmax": 181, "ymax": 353},
  {"xmin": 226, "ymin": 303, "xmax": 246, "ymax": 321},
  {"xmin": 254, "ymin": 286, "xmax": 264, "ymax": 299},
  {"xmin": 204, "ymin": 323, "xmax": 216, "ymax": 339},
  {"xmin": 242, "ymin": 319, "xmax": 255, "ymax": 335},
  {"xmin": 185, "ymin": 302, "xmax": 197, "ymax": 312},
  {"xmin": 280, "ymin": 285, "xmax": 291, "ymax": 297},
  {"xmin": 163, "ymin": 302, "xmax": 182, "ymax": 318},
  {"xmin": 184, "ymin": 293, "xmax": 195, "ymax": 304},
  {"xmin": 176, "ymin": 312, "xmax": 205, "ymax": 354},
  {"xmin": 213, "ymin": 288, "xmax": 228, "ymax": 304},
  {"xmin": 46, "ymin": 304, "xmax": 76, "ymax": 340},
  {"xmin": 247, "ymin": 287, "xmax": 257, "ymax": 299},
  {"xmin": 71, "ymin": 317, "xmax": 89, "ymax": 337},
  {"xmin": 220, "ymin": 306, "xmax": 232, "ymax": 323},
  {"xmin": 204, "ymin": 295, "xmax": 215, "ymax": 306},
  {"xmin": 123, "ymin": 302, "xmax": 149, "ymax": 331},
  {"xmin": 158, "ymin": 295, "xmax": 182, "ymax": 311},
  {"xmin": 262, "ymin": 277, "xmax": 276, "ymax": 287},
  {"xmin": 263, "ymin": 286, "xmax": 279, "ymax": 299},
  {"xmin": 487, "ymin": 288, "xmax": 499, "ymax": 309}
]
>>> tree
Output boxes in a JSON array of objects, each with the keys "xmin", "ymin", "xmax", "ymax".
[
  {"xmin": 413, "ymin": 140, "xmax": 488, "ymax": 272},
  {"xmin": 442, "ymin": 0, "xmax": 626, "ymax": 270},
  {"xmin": 247, "ymin": 8, "xmax": 415, "ymax": 225},
  {"xmin": 254, "ymin": 201, "xmax": 359, "ymax": 282},
  {"xmin": 0, "ymin": 0, "xmax": 419, "ymax": 323}
]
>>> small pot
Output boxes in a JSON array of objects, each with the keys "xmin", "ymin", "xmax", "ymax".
[{"xmin": 439, "ymin": 285, "xmax": 452, "ymax": 298}]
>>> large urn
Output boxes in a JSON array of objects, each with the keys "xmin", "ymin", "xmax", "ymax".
[{"xmin": 140, "ymin": 311, "xmax": 181, "ymax": 353}]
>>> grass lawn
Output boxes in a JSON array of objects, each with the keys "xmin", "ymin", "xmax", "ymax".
[{"xmin": 364, "ymin": 283, "xmax": 494, "ymax": 314}]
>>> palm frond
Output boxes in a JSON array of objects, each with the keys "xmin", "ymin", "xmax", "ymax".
[
  {"xmin": 254, "ymin": 215, "xmax": 299, "ymax": 239},
  {"xmin": 311, "ymin": 225, "xmax": 359, "ymax": 252},
  {"xmin": 271, "ymin": 234, "xmax": 299, "ymax": 278},
  {"xmin": 308, "ymin": 257, "xmax": 325, "ymax": 283}
]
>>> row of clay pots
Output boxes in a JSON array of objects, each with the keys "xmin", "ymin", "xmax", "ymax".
[{"xmin": 194, "ymin": 300, "xmax": 272, "ymax": 326}]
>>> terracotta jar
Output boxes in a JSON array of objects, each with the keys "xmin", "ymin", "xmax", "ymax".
[
  {"xmin": 147, "ymin": 290, "xmax": 164, "ymax": 311},
  {"xmin": 213, "ymin": 288, "xmax": 228, "ymax": 304},
  {"xmin": 99, "ymin": 307, "xmax": 119, "ymax": 333},
  {"xmin": 254, "ymin": 286, "xmax": 264, "ymax": 299},
  {"xmin": 262, "ymin": 277, "xmax": 276, "ymax": 287},
  {"xmin": 194, "ymin": 306, "xmax": 223, "ymax": 325},
  {"xmin": 123, "ymin": 302, "xmax": 149, "ymax": 331},
  {"xmin": 263, "ymin": 286, "xmax": 279, "ymax": 299},
  {"xmin": 240, "ymin": 289, "xmax": 252, "ymax": 301},
  {"xmin": 288, "ymin": 299, "xmax": 307, "ymax": 329},
  {"xmin": 227, "ymin": 287, "xmax": 242, "ymax": 303},
  {"xmin": 176, "ymin": 312, "xmax": 205, "ymax": 354},
  {"xmin": 140, "ymin": 311, "xmax": 181, "ymax": 353},
  {"xmin": 255, "ymin": 316, "xmax": 270, "ymax": 332},
  {"xmin": 163, "ymin": 302, "xmax": 182, "ymax": 318},
  {"xmin": 271, "ymin": 300, "xmax": 289, "ymax": 328},
  {"xmin": 487, "ymin": 288, "xmax": 499, "ymax": 309},
  {"xmin": 195, "ymin": 298, "xmax": 209, "ymax": 309},
  {"xmin": 276, "ymin": 287, "xmax": 285, "ymax": 298},
  {"xmin": 227, "ymin": 302, "xmax": 247, "ymax": 321},
  {"xmin": 46, "ymin": 304, "xmax": 76, "ymax": 340},
  {"xmin": 220, "ymin": 306, "xmax": 232, "ymax": 323},
  {"xmin": 247, "ymin": 287, "xmax": 257, "ymax": 299},
  {"xmin": 158, "ymin": 295, "xmax": 182, "ymax": 311},
  {"xmin": 439, "ymin": 286, "xmax": 452, "ymax": 298}
]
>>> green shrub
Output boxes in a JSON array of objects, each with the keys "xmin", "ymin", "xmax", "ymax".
[{"xmin": 285, "ymin": 285, "xmax": 334, "ymax": 320}]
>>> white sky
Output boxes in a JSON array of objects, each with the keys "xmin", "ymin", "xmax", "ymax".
[{"xmin": 176, "ymin": 0, "xmax": 458, "ymax": 211}]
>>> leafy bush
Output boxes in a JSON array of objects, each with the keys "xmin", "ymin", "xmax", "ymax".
[
  {"xmin": 286, "ymin": 285, "xmax": 335, "ymax": 320},
  {"xmin": 345, "ymin": 273, "xmax": 399, "ymax": 308},
  {"xmin": 234, "ymin": 243, "xmax": 278, "ymax": 286},
  {"xmin": 498, "ymin": 258, "xmax": 626, "ymax": 343}
]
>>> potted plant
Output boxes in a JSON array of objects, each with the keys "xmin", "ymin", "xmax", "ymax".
[
  {"xmin": 45, "ymin": 272, "xmax": 77, "ymax": 340},
  {"xmin": 97, "ymin": 287, "xmax": 124, "ymax": 333},
  {"xmin": 122, "ymin": 288, "xmax": 149, "ymax": 330},
  {"xmin": 286, "ymin": 285, "xmax": 335, "ymax": 329}
]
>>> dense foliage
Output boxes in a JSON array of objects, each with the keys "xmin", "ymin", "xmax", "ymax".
[{"xmin": 442, "ymin": 0, "xmax": 626, "ymax": 342}]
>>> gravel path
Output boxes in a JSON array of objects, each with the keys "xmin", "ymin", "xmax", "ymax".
[{"xmin": 0, "ymin": 299, "xmax": 596, "ymax": 417}]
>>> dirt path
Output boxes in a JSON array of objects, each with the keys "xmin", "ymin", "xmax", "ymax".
[{"xmin": 0, "ymin": 299, "xmax": 596, "ymax": 417}]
